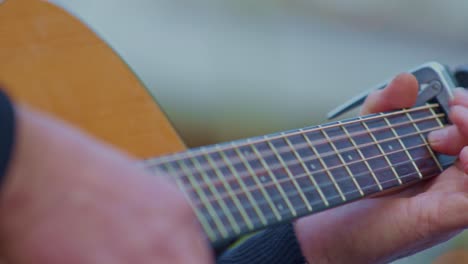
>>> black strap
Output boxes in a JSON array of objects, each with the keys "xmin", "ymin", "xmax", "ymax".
[{"xmin": 0, "ymin": 89, "xmax": 15, "ymax": 180}]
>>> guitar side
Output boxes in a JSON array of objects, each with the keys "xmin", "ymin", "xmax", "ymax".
[{"xmin": 0, "ymin": 0, "xmax": 185, "ymax": 158}]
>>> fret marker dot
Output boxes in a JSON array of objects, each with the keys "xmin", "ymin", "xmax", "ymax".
[
  {"xmin": 309, "ymin": 164, "xmax": 316, "ymax": 170},
  {"xmin": 388, "ymin": 145, "xmax": 393, "ymax": 150},
  {"xmin": 243, "ymin": 150, "xmax": 251, "ymax": 156},
  {"xmin": 347, "ymin": 155, "xmax": 353, "ymax": 161},
  {"xmin": 260, "ymin": 176, "xmax": 267, "ymax": 182},
  {"xmin": 277, "ymin": 204, "xmax": 284, "ymax": 210}
]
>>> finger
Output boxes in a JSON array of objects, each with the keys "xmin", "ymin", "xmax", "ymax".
[
  {"xmin": 428, "ymin": 105, "xmax": 468, "ymax": 154},
  {"xmin": 428, "ymin": 125, "xmax": 467, "ymax": 155},
  {"xmin": 449, "ymin": 105, "xmax": 468, "ymax": 140},
  {"xmin": 458, "ymin": 146, "xmax": 468, "ymax": 174},
  {"xmin": 360, "ymin": 73, "xmax": 419, "ymax": 115},
  {"xmin": 450, "ymin": 88, "xmax": 468, "ymax": 107}
]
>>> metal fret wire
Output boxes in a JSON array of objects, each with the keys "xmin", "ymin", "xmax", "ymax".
[
  {"xmin": 197, "ymin": 120, "xmax": 445, "ymax": 234},
  {"xmin": 146, "ymin": 104, "xmax": 439, "ymax": 167},
  {"xmin": 340, "ymin": 121, "xmax": 383, "ymax": 191},
  {"xmin": 166, "ymin": 113, "xmax": 444, "ymax": 193},
  {"xmin": 148, "ymin": 104, "xmax": 445, "ymax": 237},
  {"xmin": 149, "ymin": 107, "xmax": 442, "ymax": 182},
  {"xmin": 408, "ymin": 109, "xmax": 444, "ymax": 172},
  {"xmin": 382, "ymin": 112, "xmax": 423, "ymax": 179},
  {"xmin": 321, "ymin": 125, "xmax": 364, "ymax": 196},
  {"xmin": 178, "ymin": 113, "xmax": 444, "ymax": 236},
  {"xmin": 202, "ymin": 158, "xmax": 445, "ymax": 232},
  {"xmin": 192, "ymin": 138, "xmax": 441, "ymax": 207}
]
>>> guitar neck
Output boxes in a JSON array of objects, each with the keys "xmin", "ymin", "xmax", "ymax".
[{"xmin": 144, "ymin": 103, "xmax": 449, "ymax": 246}]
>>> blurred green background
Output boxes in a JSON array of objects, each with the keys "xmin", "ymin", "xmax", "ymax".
[{"xmin": 52, "ymin": 0, "xmax": 468, "ymax": 262}]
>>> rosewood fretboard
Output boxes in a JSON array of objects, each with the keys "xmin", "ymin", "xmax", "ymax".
[{"xmin": 144, "ymin": 103, "xmax": 449, "ymax": 246}]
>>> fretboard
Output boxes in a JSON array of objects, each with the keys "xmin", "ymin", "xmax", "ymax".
[{"xmin": 144, "ymin": 103, "xmax": 449, "ymax": 247}]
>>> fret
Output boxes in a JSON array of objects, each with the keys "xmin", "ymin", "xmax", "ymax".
[
  {"xmin": 213, "ymin": 146, "xmax": 265, "ymax": 227},
  {"xmin": 162, "ymin": 161, "xmax": 218, "ymax": 241},
  {"xmin": 379, "ymin": 113, "xmax": 423, "ymax": 181},
  {"xmin": 232, "ymin": 146, "xmax": 282, "ymax": 221},
  {"xmin": 210, "ymin": 152, "xmax": 259, "ymax": 226},
  {"xmin": 364, "ymin": 116, "xmax": 417, "ymax": 184},
  {"xmin": 307, "ymin": 128, "xmax": 361, "ymax": 200},
  {"xmin": 300, "ymin": 128, "xmax": 346, "ymax": 202},
  {"xmin": 193, "ymin": 152, "xmax": 241, "ymax": 233},
  {"xmin": 155, "ymin": 161, "xmax": 189, "ymax": 191},
  {"xmin": 285, "ymin": 133, "xmax": 329, "ymax": 208},
  {"xmin": 176, "ymin": 158, "xmax": 229, "ymax": 239},
  {"xmin": 191, "ymin": 155, "xmax": 240, "ymax": 233},
  {"xmin": 359, "ymin": 117, "xmax": 403, "ymax": 186},
  {"xmin": 320, "ymin": 125, "xmax": 364, "ymax": 198},
  {"xmin": 406, "ymin": 107, "xmax": 444, "ymax": 172},
  {"xmin": 224, "ymin": 148, "xmax": 275, "ymax": 224},
  {"xmin": 340, "ymin": 121, "xmax": 383, "ymax": 194},
  {"xmin": 385, "ymin": 112, "xmax": 440, "ymax": 181},
  {"xmin": 188, "ymin": 169, "xmax": 234, "ymax": 232},
  {"xmin": 248, "ymin": 140, "xmax": 297, "ymax": 217},
  {"xmin": 426, "ymin": 107, "xmax": 445, "ymax": 171},
  {"xmin": 428, "ymin": 106, "xmax": 446, "ymax": 129},
  {"xmin": 266, "ymin": 134, "xmax": 313, "ymax": 212}
]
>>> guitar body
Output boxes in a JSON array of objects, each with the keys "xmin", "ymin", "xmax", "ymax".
[{"xmin": 0, "ymin": 0, "xmax": 185, "ymax": 158}]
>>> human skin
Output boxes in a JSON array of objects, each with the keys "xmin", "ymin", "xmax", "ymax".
[
  {"xmin": 296, "ymin": 73, "xmax": 468, "ymax": 263},
  {"xmin": 1, "ymin": 74, "xmax": 468, "ymax": 263},
  {"xmin": 0, "ymin": 108, "xmax": 213, "ymax": 263}
]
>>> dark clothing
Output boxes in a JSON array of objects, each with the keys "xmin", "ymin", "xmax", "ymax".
[
  {"xmin": 0, "ymin": 89, "xmax": 306, "ymax": 263},
  {"xmin": 0, "ymin": 89, "xmax": 15, "ymax": 182},
  {"xmin": 217, "ymin": 224, "xmax": 306, "ymax": 264}
]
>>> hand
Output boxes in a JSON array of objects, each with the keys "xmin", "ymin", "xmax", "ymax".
[
  {"xmin": 0, "ymin": 108, "xmax": 213, "ymax": 263},
  {"xmin": 295, "ymin": 73, "xmax": 468, "ymax": 263}
]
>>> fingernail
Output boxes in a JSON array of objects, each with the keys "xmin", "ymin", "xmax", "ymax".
[{"xmin": 428, "ymin": 129, "xmax": 447, "ymax": 146}]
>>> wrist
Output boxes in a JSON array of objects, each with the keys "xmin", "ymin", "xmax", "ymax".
[{"xmin": 295, "ymin": 217, "xmax": 381, "ymax": 264}]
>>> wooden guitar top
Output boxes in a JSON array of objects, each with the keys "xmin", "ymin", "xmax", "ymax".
[{"xmin": 0, "ymin": 0, "xmax": 185, "ymax": 158}]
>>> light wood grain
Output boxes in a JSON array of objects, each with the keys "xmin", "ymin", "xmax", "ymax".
[
  {"xmin": 0, "ymin": 0, "xmax": 185, "ymax": 158},
  {"xmin": 433, "ymin": 249, "xmax": 468, "ymax": 264}
]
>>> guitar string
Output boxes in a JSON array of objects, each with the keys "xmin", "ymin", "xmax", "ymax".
[
  {"xmin": 161, "ymin": 115, "xmax": 444, "ymax": 193},
  {"xmin": 152, "ymin": 114, "xmax": 444, "ymax": 188},
  {"xmin": 166, "ymin": 114, "xmax": 444, "ymax": 230},
  {"xmin": 201, "ymin": 163, "xmax": 445, "ymax": 234},
  {"xmin": 149, "ymin": 108, "xmax": 443, "ymax": 182},
  {"xmin": 160, "ymin": 115, "xmax": 444, "ymax": 216},
  {"xmin": 190, "ymin": 139, "xmax": 441, "ymax": 207},
  {"xmin": 200, "ymin": 161, "xmax": 447, "ymax": 234},
  {"xmin": 151, "ymin": 114, "xmax": 441, "ymax": 179},
  {"xmin": 155, "ymin": 105, "xmax": 444, "ymax": 237},
  {"xmin": 146, "ymin": 103, "xmax": 440, "ymax": 166},
  {"xmin": 171, "ymin": 116, "xmax": 442, "ymax": 191}
]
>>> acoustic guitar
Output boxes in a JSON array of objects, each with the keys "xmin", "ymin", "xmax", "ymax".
[{"xmin": 1, "ymin": 0, "xmax": 466, "ymax": 257}]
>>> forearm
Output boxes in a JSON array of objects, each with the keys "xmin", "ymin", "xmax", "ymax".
[
  {"xmin": 0, "ymin": 98, "xmax": 213, "ymax": 263},
  {"xmin": 0, "ymin": 104, "xmax": 101, "ymax": 261}
]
